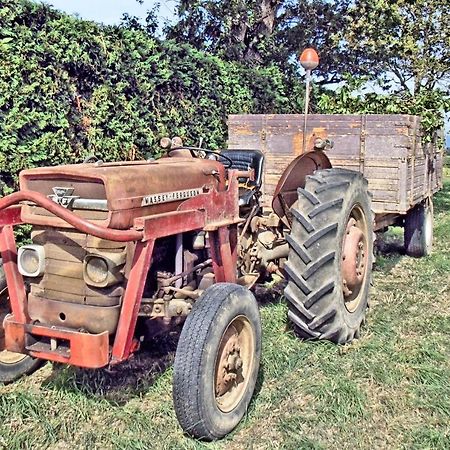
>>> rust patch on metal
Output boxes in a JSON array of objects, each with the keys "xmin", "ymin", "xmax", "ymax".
[
  {"xmin": 342, "ymin": 218, "xmax": 366, "ymax": 298},
  {"xmin": 272, "ymin": 151, "xmax": 332, "ymax": 227}
]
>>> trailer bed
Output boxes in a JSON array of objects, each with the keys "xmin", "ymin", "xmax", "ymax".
[{"xmin": 228, "ymin": 114, "xmax": 443, "ymax": 220}]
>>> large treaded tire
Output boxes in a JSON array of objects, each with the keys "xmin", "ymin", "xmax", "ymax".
[
  {"xmin": 404, "ymin": 199, "xmax": 433, "ymax": 257},
  {"xmin": 284, "ymin": 168, "xmax": 374, "ymax": 344},
  {"xmin": 173, "ymin": 283, "xmax": 261, "ymax": 440},
  {"xmin": 0, "ymin": 259, "xmax": 42, "ymax": 383}
]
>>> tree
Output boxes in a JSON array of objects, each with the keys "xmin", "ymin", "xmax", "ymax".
[
  {"xmin": 337, "ymin": 0, "xmax": 450, "ymax": 94},
  {"xmin": 164, "ymin": 0, "xmax": 350, "ymax": 84},
  {"xmin": 164, "ymin": 0, "xmax": 450, "ymax": 93},
  {"xmin": 317, "ymin": 0, "xmax": 450, "ymax": 137},
  {"xmin": 165, "ymin": 0, "xmax": 281, "ymax": 62}
]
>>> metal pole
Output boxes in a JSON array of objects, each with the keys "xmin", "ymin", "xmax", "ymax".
[{"xmin": 303, "ymin": 69, "xmax": 311, "ymax": 153}]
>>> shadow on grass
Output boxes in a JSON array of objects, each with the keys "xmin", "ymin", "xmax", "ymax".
[
  {"xmin": 253, "ymin": 280, "xmax": 287, "ymax": 306},
  {"xmin": 373, "ymin": 225, "xmax": 405, "ymax": 273},
  {"xmin": 42, "ymin": 284, "xmax": 286, "ymax": 406},
  {"xmin": 43, "ymin": 331, "xmax": 180, "ymax": 405}
]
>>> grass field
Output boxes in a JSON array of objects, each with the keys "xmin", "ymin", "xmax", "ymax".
[{"xmin": 1, "ymin": 167, "xmax": 449, "ymax": 450}]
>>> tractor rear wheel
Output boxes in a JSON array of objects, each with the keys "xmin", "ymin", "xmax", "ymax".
[
  {"xmin": 404, "ymin": 199, "xmax": 433, "ymax": 257},
  {"xmin": 284, "ymin": 168, "xmax": 374, "ymax": 344},
  {"xmin": 173, "ymin": 283, "xmax": 261, "ymax": 440},
  {"xmin": 0, "ymin": 260, "xmax": 41, "ymax": 383}
]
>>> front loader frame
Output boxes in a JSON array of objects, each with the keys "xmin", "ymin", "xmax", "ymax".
[{"xmin": 0, "ymin": 170, "xmax": 247, "ymax": 369}]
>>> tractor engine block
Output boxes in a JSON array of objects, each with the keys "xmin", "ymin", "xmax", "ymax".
[{"xmin": 238, "ymin": 213, "xmax": 289, "ymax": 281}]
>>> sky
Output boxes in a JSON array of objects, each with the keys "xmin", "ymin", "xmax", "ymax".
[{"xmin": 45, "ymin": 0, "xmax": 176, "ymax": 26}]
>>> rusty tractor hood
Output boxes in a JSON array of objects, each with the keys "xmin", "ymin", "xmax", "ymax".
[{"xmin": 20, "ymin": 158, "xmax": 225, "ymax": 229}]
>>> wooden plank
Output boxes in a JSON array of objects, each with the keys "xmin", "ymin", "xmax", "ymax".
[
  {"xmin": 371, "ymin": 190, "xmax": 399, "ymax": 202},
  {"xmin": 372, "ymin": 202, "xmax": 407, "ymax": 214},
  {"xmin": 368, "ymin": 180, "xmax": 399, "ymax": 191},
  {"xmin": 364, "ymin": 166, "xmax": 398, "ymax": 178}
]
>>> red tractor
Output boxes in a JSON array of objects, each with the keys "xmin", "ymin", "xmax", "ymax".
[{"xmin": 0, "ymin": 137, "xmax": 374, "ymax": 439}]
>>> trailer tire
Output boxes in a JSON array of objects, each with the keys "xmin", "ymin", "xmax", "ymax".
[
  {"xmin": 0, "ymin": 259, "xmax": 41, "ymax": 384},
  {"xmin": 173, "ymin": 283, "xmax": 261, "ymax": 440},
  {"xmin": 285, "ymin": 168, "xmax": 374, "ymax": 344},
  {"xmin": 404, "ymin": 199, "xmax": 433, "ymax": 257}
]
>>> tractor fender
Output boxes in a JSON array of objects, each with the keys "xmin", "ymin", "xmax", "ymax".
[{"xmin": 272, "ymin": 150, "xmax": 332, "ymax": 227}]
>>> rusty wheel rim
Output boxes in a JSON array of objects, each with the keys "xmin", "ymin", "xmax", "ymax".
[
  {"xmin": 341, "ymin": 204, "xmax": 369, "ymax": 313},
  {"xmin": 214, "ymin": 315, "xmax": 255, "ymax": 413},
  {"xmin": 0, "ymin": 290, "xmax": 27, "ymax": 365}
]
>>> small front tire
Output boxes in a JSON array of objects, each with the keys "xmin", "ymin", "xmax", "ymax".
[{"xmin": 173, "ymin": 283, "xmax": 261, "ymax": 440}]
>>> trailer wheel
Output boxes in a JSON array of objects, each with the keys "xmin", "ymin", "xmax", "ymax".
[
  {"xmin": 404, "ymin": 199, "xmax": 433, "ymax": 257},
  {"xmin": 285, "ymin": 168, "xmax": 374, "ymax": 344},
  {"xmin": 0, "ymin": 260, "xmax": 41, "ymax": 383},
  {"xmin": 173, "ymin": 283, "xmax": 261, "ymax": 440}
]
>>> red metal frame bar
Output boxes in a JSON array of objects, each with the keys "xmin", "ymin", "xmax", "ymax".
[
  {"xmin": 209, "ymin": 226, "xmax": 237, "ymax": 283},
  {"xmin": 111, "ymin": 239, "xmax": 155, "ymax": 363},
  {"xmin": 134, "ymin": 209, "xmax": 205, "ymax": 241},
  {"xmin": 0, "ymin": 225, "xmax": 29, "ymax": 324},
  {"xmin": 0, "ymin": 206, "xmax": 22, "ymax": 227},
  {"xmin": 178, "ymin": 170, "xmax": 242, "ymax": 230}
]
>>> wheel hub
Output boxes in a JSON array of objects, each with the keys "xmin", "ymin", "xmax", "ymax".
[
  {"xmin": 215, "ymin": 327, "xmax": 242, "ymax": 397},
  {"xmin": 214, "ymin": 315, "xmax": 255, "ymax": 413},
  {"xmin": 342, "ymin": 216, "xmax": 368, "ymax": 308}
]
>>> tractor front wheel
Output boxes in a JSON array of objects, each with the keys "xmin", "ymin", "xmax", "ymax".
[
  {"xmin": 173, "ymin": 283, "xmax": 261, "ymax": 440},
  {"xmin": 0, "ymin": 260, "xmax": 41, "ymax": 383},
  {"xmin": 285, "ymin": 168, "xmax": 374, "ymax": 344}
]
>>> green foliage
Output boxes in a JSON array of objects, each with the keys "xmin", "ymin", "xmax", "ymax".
[
  {"xmin": 318, "ymin": 75, "xmax": 449, "ymax": 142},
  {"xmin": 338, "ymin": 0, "xmax": 450, "ymax": 92},
  {"xmin": 164, "ymin": 0, "xmax": 450, "ymax": 94},
  {"xmin": 0, "ymin": 0, "xmax": 301, "ymax": 195}
]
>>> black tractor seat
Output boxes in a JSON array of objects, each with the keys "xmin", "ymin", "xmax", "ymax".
[{"xmin": 220, "ymin": 149, "xmax": 264, "ymax": 206}]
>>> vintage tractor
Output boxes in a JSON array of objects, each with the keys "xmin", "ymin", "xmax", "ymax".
[
  {"xmin": 0, "ymin": 135, "xmax": 374, "ymax": 439},
  {"xmin": 0, "ymin": 50, "xmax": 441, "ymax": 439}
]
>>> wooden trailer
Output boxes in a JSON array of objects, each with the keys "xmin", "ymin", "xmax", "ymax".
[{"xmin": 228, "ymin": 114, "xmax": 444, "ymax": 231}]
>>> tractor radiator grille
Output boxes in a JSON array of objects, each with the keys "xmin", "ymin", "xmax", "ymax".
[{"xmin": 25, "ymin": 227, "xmax": 128, "ymax": 334}]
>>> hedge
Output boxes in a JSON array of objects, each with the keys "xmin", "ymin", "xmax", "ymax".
[{"xmin": 0, "ymin": 0, "xmax": 303, "ymax": 195}]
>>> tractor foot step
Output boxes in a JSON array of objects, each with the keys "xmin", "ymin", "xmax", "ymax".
[{"xmin": 26, "ymin": 340, "xmax": 70, "ymax": 358}]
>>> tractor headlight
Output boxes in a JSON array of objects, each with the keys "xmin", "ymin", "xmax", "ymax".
[
  {"xmin": 83, "ymin": 251, "xmax": 126, "ymax": 288},
  {"xmin": 18, "ymin": 245, "xmax": 45, "ymax": 277},
  {"xmin": 85, "ymin": 256, "xmax": 109, "ymax": 284}
]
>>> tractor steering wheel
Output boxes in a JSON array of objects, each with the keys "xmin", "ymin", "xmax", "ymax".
[{"xmin": 167, "ymin": 146, "xmax": 233, "ymax": 169}]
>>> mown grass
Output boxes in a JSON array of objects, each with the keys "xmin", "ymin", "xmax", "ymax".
[{"xmin": 1, "ymin": 168, "xmax": 449, "ymax": 450}]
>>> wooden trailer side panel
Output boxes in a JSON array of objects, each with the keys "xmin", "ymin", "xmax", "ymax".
[{"xmin": 227, "ymin": 114, "xmax": 443, "ymax": 215}]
